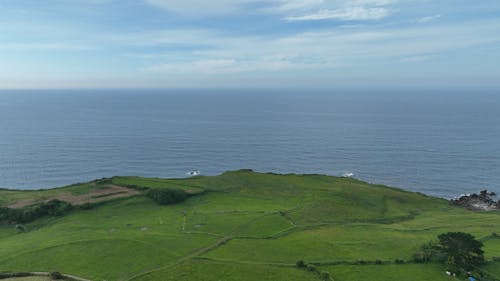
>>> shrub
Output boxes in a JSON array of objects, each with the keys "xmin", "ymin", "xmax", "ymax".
[
  {"xmin": 40, "ymin": 200, "xmax": 73, "ymax": 216},
  {"xmin": 295, "ymin": 260, "xmax": 306, "ymax": 268},
  {"xmin": 0, "ymin": 200, "xmax": 73, "ymax": 224},
  {"xmin": 49, "ymin": 271, "xmax": 65, "ymax": 280},
  {"xmin": 146, "ymin": 188, "xmax": 188, "ymax": 205},
  {"xmin": 419, "ymin": 241, "xmax": 439, "ymax": 262},
  {"xmin": 413, "ymin": 252, "xmax": 426, "ymax": 263},
  {"xmin": 79, "ymin": 203, "xmax": 94, "ymax": 210},
  {"xmin": 394, "ymin": 259, "xmax": 405, "ymax": 264},
  {"xmin": 306, "ymin": 264, "xmax": 317, "ymax": 272},
  {"xmin": 320, "ymin": 271, "xmax": 331, "ymax": 281},
  {"xmin": 15, "ymin": 224, "xmax": 26, "ymax": 233},
  {"xmin": 375, "ymin": 259, "xmax": 383, "ymax": 265},
  {"xmin": 0, "ymin": 207, "xmax": 17, "ymax": 223}
]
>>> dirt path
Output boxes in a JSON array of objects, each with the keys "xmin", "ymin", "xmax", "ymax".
[
  {"xmin": 124, "ymin": 236, "xmax": 232, "ymax": 281},
  {"xmin": 126, "ymin": 212, "xmax": 288, "ymax": 280},
  {"xmin": 31, "ymin": 272, "xmax": 92, "ymax": 281}
]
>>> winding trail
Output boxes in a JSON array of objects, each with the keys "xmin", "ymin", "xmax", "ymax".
[
  {"xmin": 32, "ymin": 272, "xmax": 92, "ymax": 281},
  {"xmin": 124, "ymin": 235, "xmax": 232, "ymax": 281}
]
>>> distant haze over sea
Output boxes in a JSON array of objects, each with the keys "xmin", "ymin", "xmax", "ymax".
[{"xmin": 0, "ymin": 89, "xmax": 499, "ymax": 198}]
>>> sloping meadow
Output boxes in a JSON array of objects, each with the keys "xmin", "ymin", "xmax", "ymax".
[{"xmin": 0, "ymin": 170, "xmax": 499, "ymax": 281}]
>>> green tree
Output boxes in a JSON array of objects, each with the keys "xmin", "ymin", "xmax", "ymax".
[{"xmin": 435, "ymin": 232, "xmax": 484, "ymax": 272}]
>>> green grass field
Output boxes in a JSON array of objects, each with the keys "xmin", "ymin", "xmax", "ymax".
[
  {"xmin": 319, "ymin": 264, "xmax": 453, "ymax": 281},
  {"xmin": 0, "ymin": 170, "xmax": 499, "ymax": 281}
]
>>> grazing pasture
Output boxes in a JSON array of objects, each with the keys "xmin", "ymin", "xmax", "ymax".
[{"xmin": 1, "ymin": 170, "xmax": 499, "ymax": 281}]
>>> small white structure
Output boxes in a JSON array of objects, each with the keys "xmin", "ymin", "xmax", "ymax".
[{"xmin": 187, "ymin": 170, "xmax": 201, "ymax": 176}]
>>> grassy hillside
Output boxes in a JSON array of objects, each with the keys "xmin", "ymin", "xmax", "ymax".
[{"xmin": 0, "ymin": 170, "xmax": 499, "ymax": 281}]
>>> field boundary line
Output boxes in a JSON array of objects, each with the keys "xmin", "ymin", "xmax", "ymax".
[{"xmin": 124, "ymin": 235, "xmax": 232, "ymax": 281}]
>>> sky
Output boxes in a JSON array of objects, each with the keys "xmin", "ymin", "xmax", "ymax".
[{"xmin": 0, "ymin": 0, "xmax": 499, "ymax": 89}]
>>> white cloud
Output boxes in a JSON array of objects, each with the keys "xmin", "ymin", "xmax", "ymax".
[
  {"xmin": 3, "ymin": 0, "xmax": 500, "ymax": 88},
  {"xmin": 283, "ymin": 0, "xmax": 395, "ymax": 21},
  {"xmin": 134, "ymin": 19, "xmax": 500, "ymax": 75},
  {"xmin": 415, "ymin": 14, "xmax": 442, "ymax": 23},
  {"xmin": 147, "ymin": 56, "xmax": 336, "ymax": 74},
  {"xmin": 398, "ymin": 55, "xmax": 430, "ymax": 63},
  {"xmin": 143, "ymin": 0, "xmax": 395, "ymax": 20},
  {"xmin": 79, "ymin": 0, "xmax": 114, "ymax": 4},
  {"xmin": 144, "ymin": 0, "xmax": 326, "ymax": 15},
  {"xmin": 0, "ymin": 43, "xmax": 94, "ymax": 51},
  {"xmin": 285, "ymin": 7, "xmax": 390, "ymax": 21},
  {"xmin": 349, "ymin": 0, "xmax": 397, "ymax": 5},
  {"xmin": 148, "ymin": 59, "xmax": 237, "ymax": 73},
  {"xmin": 143, "ymin": 0, "xmax": 254, "ymax": 15},
  {"xmin": 264, "ymin": 0, "xmax": 324, "ymax": 12}
]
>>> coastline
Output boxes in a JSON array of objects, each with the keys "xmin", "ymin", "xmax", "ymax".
[{"xmin": 1, "ymin": 169, "xmax": 499, "ymax": 281}]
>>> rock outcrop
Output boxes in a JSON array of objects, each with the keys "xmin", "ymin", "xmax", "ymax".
[{"xmin": 451, "ymin": 190, "xmax": 499, "ymax": 211}]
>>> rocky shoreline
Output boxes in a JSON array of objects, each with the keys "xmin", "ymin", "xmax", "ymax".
[{"xmin": 451, "ymin": 190, "xmax": 499, "ymax": 211}]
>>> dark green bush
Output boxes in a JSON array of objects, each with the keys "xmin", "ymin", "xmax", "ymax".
[
  {"xmin": 49, "ymin": 271, "xmax": 65, "ymax": 280},
  {"xmin": 0, "ymin": 207, "xmax": 16, "ymax": 223},
  {"xmin": 146, "ymin": 188, "xmax": 187, "ymax": 205},
  {"xmin": 0, "ymin": 200, "xmax": 73, "ymax": 224},
  {"xmin": 295, "ymin": 260, "xmax": 306, "ymax": 268},
  {"xmin": 320, "ymin": 271, "xmax": 331, "ymax": 280},
  {"xmin": 306, "ymin": 264, "xmax": 317, "ymax": 272},
  {"xmin": 39, "ymin": 200, "xmax": 73, "ymax": 216},
  {"xmin": 15, "ymin": 224, "xmax": 26, "ymax": 233},
  {"xmin": 413, "ymin": 252, "xmax": 426, "ymax": 263},
  {"xmin": 79, "ymin": 203, "xmax": 94, "ymax": 210}
]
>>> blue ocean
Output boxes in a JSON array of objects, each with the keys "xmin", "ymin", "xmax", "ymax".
[{"xmin": 0, "ymin": 89, "xmax": 499, "ymax": 198}]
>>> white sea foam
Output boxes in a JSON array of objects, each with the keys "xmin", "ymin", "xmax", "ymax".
[{"xmin": 342, "ymin": 171, "xmax": 354, "ymax": 178}]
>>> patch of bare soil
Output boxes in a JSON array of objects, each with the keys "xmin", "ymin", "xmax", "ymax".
[
  {"xmin": 7, "ymin": 185, "xmax": 140, "ymax": 209},
  {"xmin": 7, "ymin": 199, "xmax": 39, "ymax": 209}
]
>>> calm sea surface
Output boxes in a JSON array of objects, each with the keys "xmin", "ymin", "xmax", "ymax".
[{"xmin": 0, "ymin": 89, "xmax": 499, "ymax": 198}]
